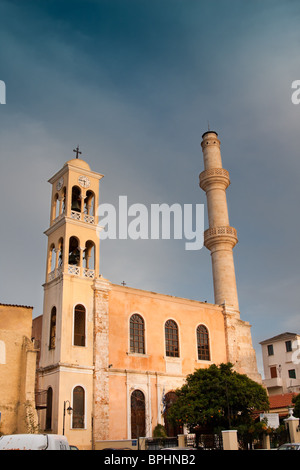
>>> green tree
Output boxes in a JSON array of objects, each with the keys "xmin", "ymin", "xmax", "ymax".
[
  {"xmin": 153, "ymin": 424, "xmax": 168, "ymax": 438},
  {"xmin": 168, "ymin": 363, "xmax": 269, "ymax": 433},
  {"xmin": 292, "ymin": 393, "xmax": 300, "ymax": 417}
]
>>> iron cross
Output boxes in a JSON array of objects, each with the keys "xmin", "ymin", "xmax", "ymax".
[{"xmin": 73, "ymin": 145, "xmax": 82, "ymax": 159}]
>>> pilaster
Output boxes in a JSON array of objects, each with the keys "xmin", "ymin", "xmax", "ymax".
[{"xmin": 92, "ymin": 276, "xmax": 112, "ymax": 445}]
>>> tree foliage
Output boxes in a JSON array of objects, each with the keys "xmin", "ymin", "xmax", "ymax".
[
  {"xmin": 168, "ymin": 363, "xmax": 269, "ymax": 432},
  {"xmin": 153, "ymin": 424, "xmax": 168, "ymax": 438},
  {"xmin": 292, "ymin": 393, "xmax": 300, "ymax": 418}
]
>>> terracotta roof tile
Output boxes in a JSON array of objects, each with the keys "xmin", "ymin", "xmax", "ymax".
[{"xmin": 269, "ymin": 393, "xmax": 297, "ymax": 409}]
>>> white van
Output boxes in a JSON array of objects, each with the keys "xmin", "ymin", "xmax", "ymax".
[{"xmin": 0, "ymin": 434, "xmax": 70, "ymax": 450}]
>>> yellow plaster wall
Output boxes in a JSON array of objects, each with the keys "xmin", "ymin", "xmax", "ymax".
[
  {"xmin": 0, "ymin": 304, "xmax": 38, "ymax": 435},
  {"xmin": 108, "ymin": 285, "xmax": 227, "ymax": 372},
  {"xmin": 107, "ymin": 285, "xmax": 228, "ymax": 439}
]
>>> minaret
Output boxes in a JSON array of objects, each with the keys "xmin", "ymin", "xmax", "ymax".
[
  {"xmin": 199, "ymin": 130, "xmax": 239, "ymax": 312},
  {"xmin": 200, "ymin": 130, "xmax": 261, "ymax": 383}
]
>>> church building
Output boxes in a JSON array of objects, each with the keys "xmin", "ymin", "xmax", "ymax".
[{"xmin": 35, "ymin": 131, "xmax": 261, "ymax": 449}]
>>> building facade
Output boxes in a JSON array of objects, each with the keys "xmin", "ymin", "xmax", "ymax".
[
  {"xmin": 0, "ymin": 304, "xmax": 38, "ymax": 435},
  {"xmin": 36, "ymin": 131, "xmax": 261, "ymax": 449},
  {"xmin": 260, "ymin": 332, "xmax": 300, "ymax": 396}
]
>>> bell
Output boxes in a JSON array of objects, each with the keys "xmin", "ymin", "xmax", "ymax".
[
  {"xmin": 69, "ymin": 249, "xmax": 80, "ymax": 265},
  {"xmin": 71, "ymin": 198, "xmax": 81, "ymax": 212}
]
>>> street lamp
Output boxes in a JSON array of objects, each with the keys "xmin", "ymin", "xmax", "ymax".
[{"xmin": 63, "ymin": 400, "xmax": 73, "ymax": 435}]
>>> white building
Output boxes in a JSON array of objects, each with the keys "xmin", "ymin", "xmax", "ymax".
[{"xmin": 260, "ymin": 332, "xmax": 300, "ymax": 396}]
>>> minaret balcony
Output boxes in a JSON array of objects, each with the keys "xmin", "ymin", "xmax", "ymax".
[
  {"xmin": 204, "ymin": 226, "xmax": 238, "ymax": 250},
  {"xmin": 199, "ymin": 168, "xmax": 230, "ymax": 191}
]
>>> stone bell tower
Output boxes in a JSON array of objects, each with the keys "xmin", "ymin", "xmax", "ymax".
[
  {"xmin": 37, "ymin": 148, "xmax": 111, "ymax": 448},
  {"xmin": 200, "ymin": 131, "xmax": 261, "ymax": 382}
]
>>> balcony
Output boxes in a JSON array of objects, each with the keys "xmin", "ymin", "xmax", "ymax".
[
  {"xmin": 48, "ymin": 266, "xmax": 95, "ymax": 281},
  {"xmin": 68, "ymin": 265, "xmax": 95, "ymax": 279},
  {"xmin": 263, "ymin": 376, "xmax": 283, "ymax": 389},
  {"xmin": 47, "ymin": 266, "xmax": 63, "ymax": 282},
  {"xmin": 83, "ymin": 268, "xmax": 95, "ymax": 279},
  {"xmin": 68, "ymin": 265, "xmax": 80, "ymax": 276},
  {"xmin": 70, "ymin": 210, "xmax": 95, "ymax": 224}
]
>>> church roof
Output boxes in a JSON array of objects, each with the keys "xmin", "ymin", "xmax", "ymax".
[
  {"xmin": 64, "ymin": 158, "xmax": 91, "ymax": 170},
  {"xmin": 0, "ymin": 303, "xmax": 34, "ymax": 309}
]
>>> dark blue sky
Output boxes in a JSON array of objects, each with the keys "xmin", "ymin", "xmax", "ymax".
[{"xmin": 1, "ymin": 0, "xmax": 300, "ymax": 375}]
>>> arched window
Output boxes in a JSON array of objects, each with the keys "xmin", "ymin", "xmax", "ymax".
[
  {"xmin": 49, "ymin": 307, "xmax": 56, "ymax": 350},
  {"xmin": 74, "ymin": 304, "xmax": 86, "ymax": 346},
  {"xmin": 72, "ymin": 386, "xmax": 85, "ymax": 429},
  {"xmin": 197, "ymin": 325, "xmax": 210, "ymax": 361},
  {"xmin": 45, "ymin": 387, "xmax": 53, "ymax": 430},
  {"xmin": 163, "ymin": 391, "xmax": 183, "ymax": 437},
  {"xmin": 130, "ymin": 314, "xmax": 145, "ymax": 354},
  {"xmin": 131, "ymin": 390, "xmax": 145, "ymax": 439},
  {"xmin": 165, "ymin": 320, "xmax": 179, "ymax": 357}
]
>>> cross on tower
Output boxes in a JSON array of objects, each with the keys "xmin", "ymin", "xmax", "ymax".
[{"xmin": 73, "ymin": 145, "xmax": 82, "ymax": 159}]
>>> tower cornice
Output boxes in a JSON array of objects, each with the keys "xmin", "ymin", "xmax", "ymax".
[
  {"xmin": 44, "ymin": 215, "xmax": 99, "ymax": 237},
  {"xmin": 48, "ymin": 163, "xmax": 104, "ymax": 185}
]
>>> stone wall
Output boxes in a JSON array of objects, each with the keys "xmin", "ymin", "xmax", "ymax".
[{"xmin": 92, "ymin": 277, "xmax": 111, "ymax": 444}]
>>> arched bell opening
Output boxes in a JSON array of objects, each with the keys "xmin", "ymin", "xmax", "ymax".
[
  {"xmin": 68, "ymin": 236, "xmax": 80, "ymax": 266},
  {"xmin": 55, "ymin": 194, "xmax": 60, "ymax": 218},
  {"xmin": 83, "ymin": 240, "xmax": 95, "ymax": 270},
  {"xmin": 71, "ymin": 186, "xmax": 81, "ymax": 213},
  {"xmin": 49, "ymin": 244, "xmax": 56, "ymax": 272},
  {"xmin": 61, "ymin": 187, "xmax": 66, "ymax": 214},
  {"xmin": 49, "ymin": 307, "xmax": 56, "ymax": 350},
  {"xmin": 84, "ymin": 190, "xmax": 95, "ymax": 216},
  {"xmin": 58, "ymin": 237, "xmax": 64, "ymax": 268},
  {"xmin": 51, "ymin": 194, "xmax": 59, "ymax": 221}
]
